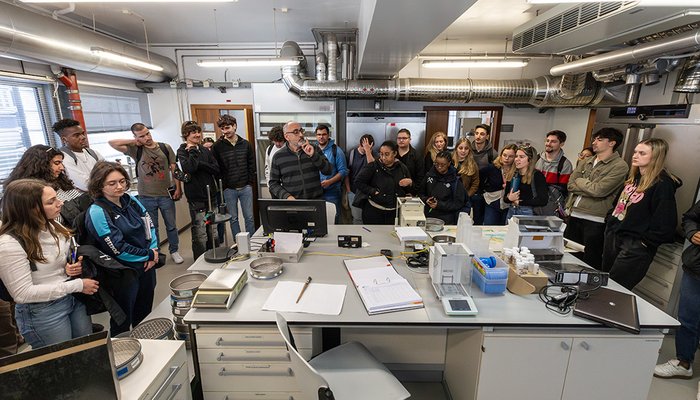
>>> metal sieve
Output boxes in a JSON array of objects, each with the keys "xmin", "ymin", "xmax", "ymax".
[
  {"xmin": 112, "ymin": 338, "xmax": 143, "ymax": 380},
  {"xmin": 249, "ymin": 256, "xmax": 284, "ymax": 280},
  {"xmin": 129, "ymin": 318, "xmax": 175, "ymax": 340}
]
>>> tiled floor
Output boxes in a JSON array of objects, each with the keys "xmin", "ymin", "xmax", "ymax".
[{"xmin": 94, "ymin": 228, "xmax": 697, "ymax": 400}]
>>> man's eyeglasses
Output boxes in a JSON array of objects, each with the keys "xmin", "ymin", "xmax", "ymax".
[{"xmin": 286, "ymin": 128, "xmax": 305, "ymax": 135}]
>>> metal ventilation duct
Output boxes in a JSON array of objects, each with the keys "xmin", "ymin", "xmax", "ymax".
[
  {"xmin": 279, "ymin": 41, "xmax": 624, "ymax": 108},
  {"xmin": 0, "ymin": 3, "xmax": 177, "ymax": 82},
  {"xmin": 674, "ymin": 55, "xmax": 700, "ymax": 92}
]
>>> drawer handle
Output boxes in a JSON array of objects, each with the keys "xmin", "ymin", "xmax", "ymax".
[
  {"xmin": 560, "ymin": 341, "xmax": 570, "ymax": 351},
  {"xmin": 218, "ymin": 367, "xmax": 293, "ymax": 377},
  {"xmin": 151, "ymin": 365, "xmax": 181, "ymax": 400},
  {"xmin": 162, "ymin": 383, "xmax": 182, "ymax": 400},
  {"xmin": 224, "ymin": 396, "xmax": 295, "ymax": 400},
  {"xmin": 215, "ymin": 337, "xmax": 281, "ymax": 347},
  {"xmin": 580, "ymin": 341, "xmax": 590, "ymax": 351},
  {"xmin": 217, "ymin": 352, "xmax": 290, "ymax": 362},
  {"xmin": 646, "ymin": 274, "xmax": 670, "ymax": 288}
]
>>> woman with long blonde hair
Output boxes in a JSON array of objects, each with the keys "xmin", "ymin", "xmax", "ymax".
[
  {"xmin": 424, "ymin": 131, "xmax": 448, "ymax": 174},
  {"xmin": 0, "ymin": 179, "xmax": 98, "ymax": 349},
  {"xmin": 480, "ymin": 144, "xmax": 517, "ymax": 225},
  {"xmin": 503, "ymin": 145, "xmax": 548, "ymax": 222},
  {"xmin": 452, "ymin": 138, "xmax": 480, "ymax": 196},
  {"xmin": 602, "ymin": 138, "xmax": 681, "ymax": 290}
]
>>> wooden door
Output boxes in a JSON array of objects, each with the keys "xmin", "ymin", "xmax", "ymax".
[{"xmin": 190, "ymin": 104, "xmax": 259, "ymax": 227}]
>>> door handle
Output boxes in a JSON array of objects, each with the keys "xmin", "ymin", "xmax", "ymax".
[
  {"xmin": 218, "ymin": 367, "xmax": 293, "ymax": 377},
  {"xmin": 580, "ymin": 341, "xmax": 590, "ymax": 351},
  {"xmin": 560, "ymin": 341, "xmax": 570, "ymax": 351}
]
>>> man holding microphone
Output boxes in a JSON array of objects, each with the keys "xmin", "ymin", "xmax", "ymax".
[{"xmin": 268, "ymin": 121, "xmax": 332, "ymax": 200}]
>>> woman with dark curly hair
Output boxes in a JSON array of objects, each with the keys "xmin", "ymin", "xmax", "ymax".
[{"xmin": 5, "ymin": 145, "xmax": 85, "ymax": 224}]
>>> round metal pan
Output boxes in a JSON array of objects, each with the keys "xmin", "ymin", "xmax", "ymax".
[
  {"xmin": 249, "ymin": 256, "xmax": 284, "ymax": 280},
  {"xmin": 169, "ymin": 272, "xmax": 207, "ymax": 298},
  {"xmin": 425, "ymin": 217, "xmax": 445, "ymax": 232},
  {"xmin": 170, "ymin": 295, "xmax": 193, "ymax": 309},
  {"xmin": 172, "ymin": 306, "xmax": 191, "ymax": 317},
  {"xmin": 130, "ymin": 318, "xmax": 175, "ymax": 340},
  {"xmin": 112, "ymin": 338, "xmax": 143, "ymax": 380},
  {"xmin": 432, "ymin": 235, "xmax": 456, "ymax": 243}
]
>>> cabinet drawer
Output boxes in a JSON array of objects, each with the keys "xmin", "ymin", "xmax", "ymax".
[
  {"xmin": 646, "ymin": 260, "xmax": 677, "ymax": 284},
  {"xmin": 199, "ymin": 348, "xmax": 290, "ymax": 363},
  {"xmin": 196, "ymin": 328, "xmax": 311, "ymax": 349},
  {"xmin": 200, "ymin": 364, "xmax": 298, "ymax": 392},
  {"xmin": 152, "ymin": 363, "xmax": 191, "ymax": 400},
  {"xmin": 656, "ymin": 244, "xmax": 682, "ymax": 265},
  {"xmin": 142, "ymin": 361, "xmax": 188, "ymax": 400},
  {"xmin": 634, "ymin": 285, "xmax": 669, "ymax": 312},
  {"xmin": 636, "ymin": 273, "xmax": 673, "ymax": 302},
  {"xmin": 204, "ymin": 392, "xmax": 298, "ymax": 400}
]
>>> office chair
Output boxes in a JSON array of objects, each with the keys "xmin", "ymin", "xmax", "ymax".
[
  {"xmin": 325, "ymin": 201, "xmax": 336, "ymax": 225},
  {"xmin": 275, "ymin": 313, "xmax": 410, "ymax": 400}
]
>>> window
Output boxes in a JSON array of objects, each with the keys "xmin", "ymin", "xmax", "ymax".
[
  {"xmin": 0, "ymin": 81, "xmax": 54, "ymax": 193},
  {"xmin": 80, "ymin": 87, "xmax": 151, "ymax": 162}
]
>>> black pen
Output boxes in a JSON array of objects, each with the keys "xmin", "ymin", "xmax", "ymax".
[
  {"xmin": 296, "ymin": 276, "xmax": 312, "ymax": 303},
  {"xmin": 362, "ymin": 226, "xmax": 371, "ymax": 232}
]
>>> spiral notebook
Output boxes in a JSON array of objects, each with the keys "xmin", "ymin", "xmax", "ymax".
[{"xmin": 344, "ymin": 256, "xmax": 424, "ymax": 315}]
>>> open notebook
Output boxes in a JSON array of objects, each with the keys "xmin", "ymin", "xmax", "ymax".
[{"xmin": 344, "ymin": 256, "xmax": 424, "ymax": 315}]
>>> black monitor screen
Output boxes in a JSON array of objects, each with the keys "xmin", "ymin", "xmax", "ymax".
[{"xmin": 259, "ymin": 199, "xmax": 328, "ymax": 237}]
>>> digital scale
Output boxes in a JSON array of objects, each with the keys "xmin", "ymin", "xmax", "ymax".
[
  {"xmin": 192, "ymin": 268, "xmax": 248, "ymax": 309},
  {"xmin": 429, "ymin": 242, "xmax": 478, "ymax": 316}
]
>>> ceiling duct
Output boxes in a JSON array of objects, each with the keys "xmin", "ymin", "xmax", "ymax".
[
  {"xmin": 279, "ymin": 41, "xmax": 624, "ymax": 108},
  {"xmin": 512, "ymin": 2, "xmax": 700, "ymax": 55},
  {"xmin": 0, "ymin": 3, "xmax": 177, "ymax": 82},
  {"xmin": 674, "ymin": 55, "xmax": 700, "ymax": 92}
]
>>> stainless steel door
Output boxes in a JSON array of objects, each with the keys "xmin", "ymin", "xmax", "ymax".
[{"xmin": 346, "ymin": 111, "xmax": 426, "ymax": 153}]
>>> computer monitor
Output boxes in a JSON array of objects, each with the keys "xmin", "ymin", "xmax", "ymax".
[{"xmin": 259, "ymin": 199, "xmax": 328, "ymax": 237}]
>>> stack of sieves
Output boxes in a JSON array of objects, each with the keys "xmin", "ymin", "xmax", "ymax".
[{"xmin": 169, "ymin": 272, "xmax": 207, "ymax": 348}]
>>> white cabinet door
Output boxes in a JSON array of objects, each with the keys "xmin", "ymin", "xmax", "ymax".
[
  {"xmin": 562, "ymin": 337, "xmax": 662, "ymax": 400},
  {"xmin": 478, "ymin": 336, "xmax": 571, "ymax": 400}
]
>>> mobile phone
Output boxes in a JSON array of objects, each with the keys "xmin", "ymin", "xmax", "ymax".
[
  {"xmin": 69, "ymin": 236, "xmax": 79, "ymax": 263},
  {"xmin": 167, "ymin": 186, "xmax": 177, "ymax": 200}
]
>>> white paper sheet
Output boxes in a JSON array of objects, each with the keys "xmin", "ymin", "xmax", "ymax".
[{"xmin": 262, "ymin": 281, "xmax": 346, "ymax": 315}]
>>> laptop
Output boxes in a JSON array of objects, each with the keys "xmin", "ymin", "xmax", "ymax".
[{"xmin": 573, "ymin": 287, "xmax": 640, "ymax": 334}]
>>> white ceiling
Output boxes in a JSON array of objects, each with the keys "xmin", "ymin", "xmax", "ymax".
[{"xmin": 15, "ymin": 0, "xmax": 561, "ymax": 80}]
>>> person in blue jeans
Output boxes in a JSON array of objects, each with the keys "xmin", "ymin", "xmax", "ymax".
[
  {"xmin": 109, "ymin": 123, "xmax": 184, "ymax": 264},
  {"xmin": 212, "ymin": 115, "xmax": 256, "ymax": 237},
  {"xmin": 315, "ymin": 124, "xmax": 347, "ymax": 224},
  {"xmin": 654, "ymin": 200, "xmax": 700, "ymax": 382},
  {"xmin": 0, "ymin": 179, "xmax": 98, "ymax": 349}
]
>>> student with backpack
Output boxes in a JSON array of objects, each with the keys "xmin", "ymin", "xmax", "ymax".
[
  {"xmin": 534, "ymin": 130, "xmax": 573, "ymax": 218},
  {"xmin": 0, "ymin": 179, "xmax": 98, "ymax": 349},
  {"xmin": 84, "ymin": 161, "xmax": 159, "ymax": 336},
  {"xmin": 109, "ymin": 123, "xmax": 184, "ymax": 264},
  {"xmin": 315, "ymin": 124, "xmax": 348, "ymax": 223},
  {"xmin": 54, "ymin": 118, "xmax": 104, "ymax": 192}
]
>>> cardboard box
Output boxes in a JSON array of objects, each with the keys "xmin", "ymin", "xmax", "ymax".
[{"xmin": 507, "ymin": 265, "xmax": 549, "ymax": 295}]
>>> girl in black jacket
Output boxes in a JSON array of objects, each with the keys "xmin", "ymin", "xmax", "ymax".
[
  {"xmin": 503, "ymin": 145, "xmax": 548, "ymax": 222},
  {"xmin": 602, "ymin": 138, "xmax": 681, "ymax": 290},
  {"xmin": 420, "ymin": 151, "xmax": 467, "ymax": 225},
  {"xmin": 355, "ymin": 141, "xmax": 413, "ymax": 225}
]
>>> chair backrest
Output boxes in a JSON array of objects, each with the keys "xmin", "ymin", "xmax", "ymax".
[
  {"xmin": 275, "ymin": 312, "xmax": 331, "ymax": 400},
  {"xmin": 325, "ymin": 202, "xmax": 336, "ymax": 226}
]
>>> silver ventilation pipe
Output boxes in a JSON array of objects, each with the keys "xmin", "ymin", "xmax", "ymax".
[
  {"xmin": 550, "ymin": 29, "xmax": 700, "ymax": 77},
  {"xmin": 325, "ymin": 33, "xmax": 338, "ymax": 81},
  {"xmin": 674, "ymin": 55, "xmax": 700, "ymax": 92},
  {"xmin": 0, "ymin": 2, "xmax": 177, "ymax": 82},
  {"xmin": 280, "ymin": 41, "xmax": 624, "ymax": 107},
  {"xmin": 315, "ymin": 52, "xmax": 327, "ymax": 81},
  {"xmin": 348, "ymin": 44, "xmax": 356, "ymax": 80},
  {"xmin": 341, "ymin": 43, "xmax": 350, "ymax": 80}
]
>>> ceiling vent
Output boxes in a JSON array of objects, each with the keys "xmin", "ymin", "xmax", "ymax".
[{"xmin": 512, "ymin": 2, "xmax": 700, "ymax": 55}]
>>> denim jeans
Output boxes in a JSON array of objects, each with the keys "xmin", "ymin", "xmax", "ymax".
[
  {"xmin": 675, "ymin": 271, "xmax": 700, "ymax": 363},
  {"xmin": 483, "ymin": 200, "xmax": 506, "ymax": 226},
  {"xmin": 347, "ymin": 191, "xmax": 363, "ymax": 225},
  {"xmin": 224, "ymin": 185, "xmax": 255, "ymax": 237},
  {"xmin": 189, "ymin": 207, "xmax": 217, "ymax": 261},
  {"xmin": 109, "ymin": 268, "xmax": 156, "ymax": 336},
  {"xmin": 323, "ymin": 187, "xmax": 342, "ymax": 224},
  {"xmin": 15, "ymin": 295, "xmax": 92, "ymax": 349},
  {"xmin": 139, "ymin": 195, "xmax": 179, "ymax": 254},
  {"xmin": 505, "ymin": 205, "xmax": 534, "ymax": 222}
]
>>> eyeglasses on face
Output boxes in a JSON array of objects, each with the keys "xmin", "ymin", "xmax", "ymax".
[
  {"xmin": 397, "ymin": 136, "xmax": 410, "ymax": 140},
  {"xmin": 285, "ymin": 128, "xmax": 305, "ymax": 135},
  {"xmin": 105, "ymin": 179, "xmax": 128, "ymax": 188}
]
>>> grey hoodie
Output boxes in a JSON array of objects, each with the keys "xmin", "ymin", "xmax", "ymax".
[{"xmin": 471, "ymin": 140, "xmax": 497, "ymax": 170}]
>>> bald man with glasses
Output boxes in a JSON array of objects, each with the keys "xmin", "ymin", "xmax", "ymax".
[{"xmin": 268, "ymin": 121, "xmax": 332, "ymax": 200}]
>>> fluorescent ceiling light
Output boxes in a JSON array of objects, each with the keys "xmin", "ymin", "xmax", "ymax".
[
  {"xmin": 422, "ymin": 60, "xmax": 529, "ymax": 69},
  {"xmin": 22, "ymin": 0, "xmax": 235, "ymax": 3},
  {"xmin": 91, "ymin": 47, "xmax": 163, "ymax": 72},
  {"xmin": 197, "ymin": 59, "xmax": 301, "ymax": 67},
  {"xmin": 527, "ymin": 0, "xmax": 699, "ymax": 5}
]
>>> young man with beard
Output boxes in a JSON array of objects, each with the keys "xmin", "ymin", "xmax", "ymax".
[
  {"xmin": 535, "ymin": 130, "xmax": 574, "ymax": 216},
  {"xmin": 315, "ymin": 124, "xmax": 348, "ymax": 223},
  {"xmin": 471, "ymin": 124, "xmax": 498, "ymax": 225}
]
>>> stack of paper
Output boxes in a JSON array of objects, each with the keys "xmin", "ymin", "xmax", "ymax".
[
  {"xmin": 345, "ymin": 256, "xmax": 424, "ymax": 315},
  {"xmin": 262, "ymin": 281, "xmax": 346, "ymax": 315},
  {"xmin": 395, "ymin": 226, "xmax": 429, "ymax": 244}
]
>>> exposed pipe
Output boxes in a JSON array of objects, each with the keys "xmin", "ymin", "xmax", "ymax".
[
  {"xmin": 315, "ymin": 52, "xmax": 327, "ymax": 81},
  {"xmin": 550, "ymin": 29, "xmax": 700, "ymax": 77},
  {"xmin": 341, "ymin": 43, "xmax": 349, "ymax": 80},
  {"xmin": 348, "ymin": 43, "xmax": 356, "ymax": 80},
  {"xmin": 52, "ymin": 3, "xmax": 75, "ymax": 20},
  {"xmin": 279, "ymin": 41, "xmax": 624, "ymax": 108},
  {"xmin": 0, "ymin": 2, "xmax": 177, "ymax": 82},
  {"xmin": 674, "ymin": 55, "xmax": 700, "ymax": 93},
  {"xmin": 325, "ymin": 33, "xmax": 338, "ymax": 81},
  {"xmin": 55, "ymin": 68, "xmax": 88, "ymax": 140}
]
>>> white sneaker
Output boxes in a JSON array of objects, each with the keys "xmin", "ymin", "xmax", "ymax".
[
  {"xmin": 654, "ymin": 359, "xmax": 693, "ymax": 379},
  {"xmin": 171, "ymin": 252, "xmax": 184, "ymax": 264}
]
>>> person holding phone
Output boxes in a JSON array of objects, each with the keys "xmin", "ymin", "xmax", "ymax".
[
  {"xmin": 420, "ymin": 151, "xmax": 467, "ymax": 225},
  {"xmin": 503, "ymin": 145, "xmax": 548, "ymax": 222},
  {"xmin": 0, "ymin": 179, "xmax": 98, "ymax": 349},
  {"xmin": 268, "ymin": 121, "xmax": 332, "ymax": 200}
]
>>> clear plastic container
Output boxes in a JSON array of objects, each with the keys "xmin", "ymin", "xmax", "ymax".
[{"xmin": 471, "ymin": 254, "xmax": 509, "ymax": 294}]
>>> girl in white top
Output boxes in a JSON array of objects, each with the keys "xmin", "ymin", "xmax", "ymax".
[{"xmin": 0, "ymin": 179, "xmax": 98, "ymax": 349}]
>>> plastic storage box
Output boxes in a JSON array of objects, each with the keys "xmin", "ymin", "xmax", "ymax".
[{"xmin": 471, "ymin": 254, "xmax": 508, "ymax": 294}]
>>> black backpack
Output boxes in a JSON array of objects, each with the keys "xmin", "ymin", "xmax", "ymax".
[{"xmin": 534, "ymin": 156, "xmax": 568, "ymax": 218}]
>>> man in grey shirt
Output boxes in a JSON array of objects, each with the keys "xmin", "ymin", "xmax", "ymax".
[{"xmin": 109, "ymin": 123, "xmax": 184, "ymax": 264}]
